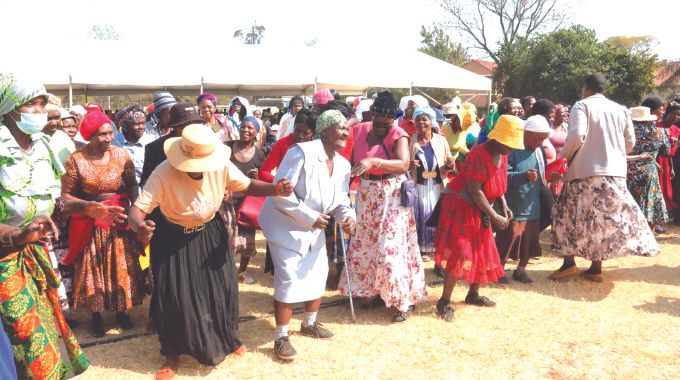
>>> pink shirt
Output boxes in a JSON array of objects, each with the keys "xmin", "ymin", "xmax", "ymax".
[{"xmin": 352, "ymin": 122, "xmax": 409, "ymax": 175}]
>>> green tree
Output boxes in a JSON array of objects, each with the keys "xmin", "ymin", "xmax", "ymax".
[
  {"xmin": 493, "ymin": 26, "xmax": 658, "ymax": 105},
  {"xmin": 417, "ymin": 25, "xmax": 471, "ymax": 105},
  {"xmin": 419, "ymin": 25, "xmax": 470, "ymax": 65}
]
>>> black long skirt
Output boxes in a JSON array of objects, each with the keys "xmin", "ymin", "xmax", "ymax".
[{"xmin": 150, "ymin": 215, "xmax": 241, "ymax": 366}]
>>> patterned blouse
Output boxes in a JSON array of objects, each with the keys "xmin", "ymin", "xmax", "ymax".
[
  {"xmin": 0, "ymin": 124, "xmax": 64, "ymax": 227},
  {"xmin": 61, "ymin": 146, "xmax": 136, "ymax": 197}
]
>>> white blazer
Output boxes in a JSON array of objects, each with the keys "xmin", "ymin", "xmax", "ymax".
[{"xmin": 259, "ymin": 139, "xmax": 355, "ymax": 254}]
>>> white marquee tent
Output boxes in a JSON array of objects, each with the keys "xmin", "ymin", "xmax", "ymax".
[{"xmin": 3, "ymin": 40, "xmax": 491, "ymax": 104}]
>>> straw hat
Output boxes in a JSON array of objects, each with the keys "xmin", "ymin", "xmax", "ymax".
[
  {"xmin": 629, "ymin": 106, "xmax": 657, "ymax": 122},
  {"xmin": 488, "ymin": 115, "xmax": 525, "ymax": 150},
  {"xmin": 164, "ymin": 124, "xmax": 228, "ymax": 172}
]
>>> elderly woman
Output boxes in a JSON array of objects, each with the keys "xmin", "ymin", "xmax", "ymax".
[
  {"xmin": 495, "ymin": 116, "xmax": 551, "ymax": 285},
  {"xmin": 260, "ymin": 110, "xmax": 355, "ymax": 361},
  {"xmin": 478, "ymin": 97, "xmax": 522, "ymax": 144},
  {"xmin": 338, "ymin": 91, "xmax": 427, "ymax": 323},
  {"xmin": 409, "ymin": 107, "xmax": 454, "ymax": 259},
  {"xmin": 113, "ymin": 104, "xmax": 157, "ymax": 185},
  {"xmin": 652, "ymin": 101, "xmax": 680, "ymax": 221},
  {"xmin": 434, "ymin": 115, "xmax": 522, "ymax": 321},
  {"xmin": 0, "ymin": 73, "xmax": 89, "ymax": 378},
  {"xmin": 551, "ymin": 74, "xmax": 658, "ymax": 282},
  {"xmin": 626, "ymin": 106, "xmax": 670, "ymax": 233},
  {"xmin": 227, "ymin": 116, "xmax": 266, "ymax": 284},
  {"xmin": 129, "ymin": 124, "xmax": 291, "ymax": 379},
  {"xmin": 197, "ymin": 92, "xmax": 234, "ymax": 142},
  {"xmin": 60, "ymin": 111, "xmax": 145, "ymax": 337}
]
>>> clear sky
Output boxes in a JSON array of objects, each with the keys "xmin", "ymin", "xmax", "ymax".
[{"xmin": 0, "ymin": 0, "xmax": 675, "ymax": 60}]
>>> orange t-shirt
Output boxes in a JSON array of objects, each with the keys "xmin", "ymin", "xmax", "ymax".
[{"xmin": 135, "ymin": 160, "xmax": 250, "ymax": 228}]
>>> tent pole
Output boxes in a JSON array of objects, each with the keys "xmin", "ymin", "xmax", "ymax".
[
  {"xmin": 68, "ymin": 74, "xmax": 73, "ymax": 108},
  {"xmin": 314, "ymin": 77, "xmax": 317, "ymax": 94},
  {"xmin": 107, "ymin": 96, "xmax": 111, "ymax": 111},
  {"xmin": 200, "ymin": 76, "xmax": 204, "ymax": 94}
]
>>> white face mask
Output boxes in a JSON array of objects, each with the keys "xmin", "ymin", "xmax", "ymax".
[{"xmin": 12, "ymin": 111, "xmax": 47, "ymax": 135}]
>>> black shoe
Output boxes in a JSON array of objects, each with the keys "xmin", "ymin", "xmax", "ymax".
[
  {"xmin": 496, "ymin": 276, "xmax": 510, "ymax": 286},
  {"xmin": 362, "ymin": 296, "xmax": 385, "ymax": 309},
  {"xmin": 115, "ymin": 312, "xmax": 135, "ymax": 330},
  {"xmin": 436, "ymin": 299, "xmax": 455, "ymax": 322},
  {"xmin": 464, "ymin": 293, "xmax": 496, "ymax": 307},
  {"xmin": 391, "ymin": 310, "xmax": 410, "ymax": 323},
  {"xmin": 434, "ymin": 265, "xmax": 445, "ymax": 278},
  {"xmin": 300, "ymin": 322, "xmax": 334, "ymax": 340},
  {"xmin": 274, "ymin": 336, "xmax": 297, "ymax": 361},
  {"xmin": 91, "ymin": 314, "xmax": 105, "ymax": 338},
  {"xmin": 512, "ymin": 270, "xmax": 534, "ymax": 284}
]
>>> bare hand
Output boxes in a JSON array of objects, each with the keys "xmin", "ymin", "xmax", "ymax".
[
  {"xmin": 409, "ymin": 159, "xmax": 421, "ymax": 171},
  {"xmin": 492, "ymin": 212, "xmax": 509, "ymax": 230},
  {"xmin": 525, "ymin": 169, "xmax": 538, "ymax": 183},
  {"xmin": 550, "ymin": 171, "xmax": 563, "ymax": 182},
  {"xmin": 341, "ymin": 216, "xmax": 356, "ymax": 234},
  {"xmin": 134, "ymin": 220, "xmax": 156, "ymax": 243},
  {"xmin": 312, "ymin": 213, "xmax": 330, "ymax": 230},
  {"xmin": 275, "ymin": 178, "xmax": 293, "ymax": 196},
  {"xmin": 15, "ymin": 216, "xmax": 59, "ymax": 245},
  {"xmin": 351, "ymin": 158, "xmax": 378, "ymax": 177},
  {"xmin": 503, "ymin": 207, "xmax": 514, "ymax": 221},
  {"xmin": 639, "ymin": 153, "xmax": 653, "ymax": 162},
  {"xmin": 444, "ymin": 157, "xmax": 456, "ymax": 171},
  {"xmin": 247, "ymin": 168, "xmax": 259, "ymax": 179},
  {"xmin": 85, "ymin": 202, "xmax": 126, "ymax": 224}
]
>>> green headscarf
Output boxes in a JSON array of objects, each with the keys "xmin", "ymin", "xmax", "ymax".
[
  {"xmin": 0, "ymin": 73, "xmax": 48, "ymax": 116},
  {"xmin": 316, "ymin": 110, "xmax": 346, "ymax": 138}
]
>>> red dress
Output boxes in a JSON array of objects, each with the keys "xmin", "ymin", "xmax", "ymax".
[
  {"xmin": 657, "ymin": 121, "xmax": 679, "ymax": 210},
  {"xmin": 258, "ymin": 134, "xmax": 296, "ymax": 183},
  {"xmin": 434, "ymin": 143, "xmax": 507, "ymax": 284}
]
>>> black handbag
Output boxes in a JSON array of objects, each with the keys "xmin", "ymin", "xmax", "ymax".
[{"xmin": 379, "ymin": 141, "xmax": 417, "ymax": 208}]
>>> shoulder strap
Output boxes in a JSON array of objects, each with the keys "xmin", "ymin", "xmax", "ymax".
[{"xmin": 379, "ymin": 140, "xmax": 391, "ymax": 160}]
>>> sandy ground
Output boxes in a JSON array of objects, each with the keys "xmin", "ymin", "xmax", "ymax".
[{"xmin": 66, "ymin": 225, "xmax": 680, "ymax": 379}]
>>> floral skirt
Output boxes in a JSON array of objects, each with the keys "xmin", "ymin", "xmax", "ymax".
[
  {"xmin": 433, "ymin": 193, "xmax": 505, "ymax": 284},
  {"xmin": 72, "ymin": 227, "xmax": 145, "ymax": 313},
  {"xmin": 552, "ymin": 176, "xmax": 659, "ymax": 261},
  {"xmin": 0, "ymin": 244, "xmax": 89, "ymax": 379},
  {"xmin": 338, "ymin": 176, "xmax": 427, "ymax": 312}
]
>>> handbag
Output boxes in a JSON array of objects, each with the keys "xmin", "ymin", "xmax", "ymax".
[
  {"xmin": 378, "ymin": 141, "xmax": 417, "ymax": 208},
  {"xmin": 236, "ymin": 195, "xmax": 265, "ymax": 230}
]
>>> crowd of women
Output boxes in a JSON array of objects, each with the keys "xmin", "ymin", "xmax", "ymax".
[{"xmin": 0, "ymin": 71, "xmax": 677, "ymax": 379}]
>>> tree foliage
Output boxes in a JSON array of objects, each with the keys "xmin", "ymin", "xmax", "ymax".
[
  {"xmin": 234, "ymin": 22, "xmax": 266, "ymax": 45},
  {"xmin": 88, "ymin": 24, "xmax": 121, "ymax": 40},
  {"xmin": 494, "ymin": 26, "xmax": 659, "ymax": 105},
  {"xmin": 439, "ymin": 0, "xmax": 567, "ymax": 63},
  {"xmin": 417, "ymin": 25, "xmax": 470, "ymax": 105},
  {"xmin": 419, "ymin": 25, "xmax": 470, "ymax": 66}
]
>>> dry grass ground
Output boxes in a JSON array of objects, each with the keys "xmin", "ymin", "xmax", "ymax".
[{"xmin": 68, "ymin": 225, "xmax": 680, "ymax": 379}]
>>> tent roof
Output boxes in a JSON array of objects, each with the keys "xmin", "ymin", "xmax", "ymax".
[{"xmin": 3, "ymin": 41, "xmax": 491, "ymax": 97}]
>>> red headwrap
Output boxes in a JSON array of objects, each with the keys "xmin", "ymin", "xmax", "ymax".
[{"xmin": 80, "ymin": 111, "xmax": 112, "ymax": 141}]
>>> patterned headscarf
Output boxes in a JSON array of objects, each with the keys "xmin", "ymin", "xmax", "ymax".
[
  {"xmin": 0, "ymin": 73, "xmax": 48, "ymax": 116},
  {"xmin": 80, "ymin": 111, "xmax": 113, "ymax": 141},
  {"xmin": 316, "ymin": 110, "xmax": 346, "ymax": 137},
  {"xmin": 115, "ymin": 105, "xmax": 146, "ymax": 130}
]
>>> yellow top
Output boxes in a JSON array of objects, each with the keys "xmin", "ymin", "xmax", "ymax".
[{"xmin": 135, "ymin": 160, "xmax": 250, "ymax": 228}]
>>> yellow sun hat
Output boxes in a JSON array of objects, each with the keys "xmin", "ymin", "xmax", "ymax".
[{"xmin": 488, "ymin": 115, "xmax": 525, "ymax": 150}]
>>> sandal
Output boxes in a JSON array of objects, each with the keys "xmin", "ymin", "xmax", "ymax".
[
  {"xmin": 238, "ymin": 272, "xmax": 256, "ymax": 285},
  {"xmin": 464, "ymin": 294, "xmax": 496, "ymax": 307},
  {"xmin": 391, "ymin": 310, "xmax": 410, "ymax": 323},
  {"xmin": 436, "ymin": 300, "xmax": 455, "ymax": 322}
]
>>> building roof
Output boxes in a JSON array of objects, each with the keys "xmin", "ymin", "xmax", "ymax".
[{"xmin": 655, "ymin": 60, "xmax": 680, "ymax": 87}]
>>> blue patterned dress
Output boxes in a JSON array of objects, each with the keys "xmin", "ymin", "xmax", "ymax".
[{"xmin": 627, "ymin": 121, "xmax": 670, "ymax": 224}]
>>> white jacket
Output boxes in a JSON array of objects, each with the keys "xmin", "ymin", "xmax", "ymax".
[{"xmin": 259, "ymin": 139, "xmax": 355, "ymax": 254}]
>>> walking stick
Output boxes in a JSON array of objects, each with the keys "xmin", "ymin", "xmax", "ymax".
[{"xmin": 339, "ymin": 225, "xmax": 357, "ymax": 322}]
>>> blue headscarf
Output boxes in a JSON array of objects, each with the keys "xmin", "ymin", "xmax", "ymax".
[
  {"xmin": 412, "ymin": 106, "xmax": 437, "ymax": 123},
  {"xmin": 242, "ymin": 116, "xmax": 260, "ymax": 132}
]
